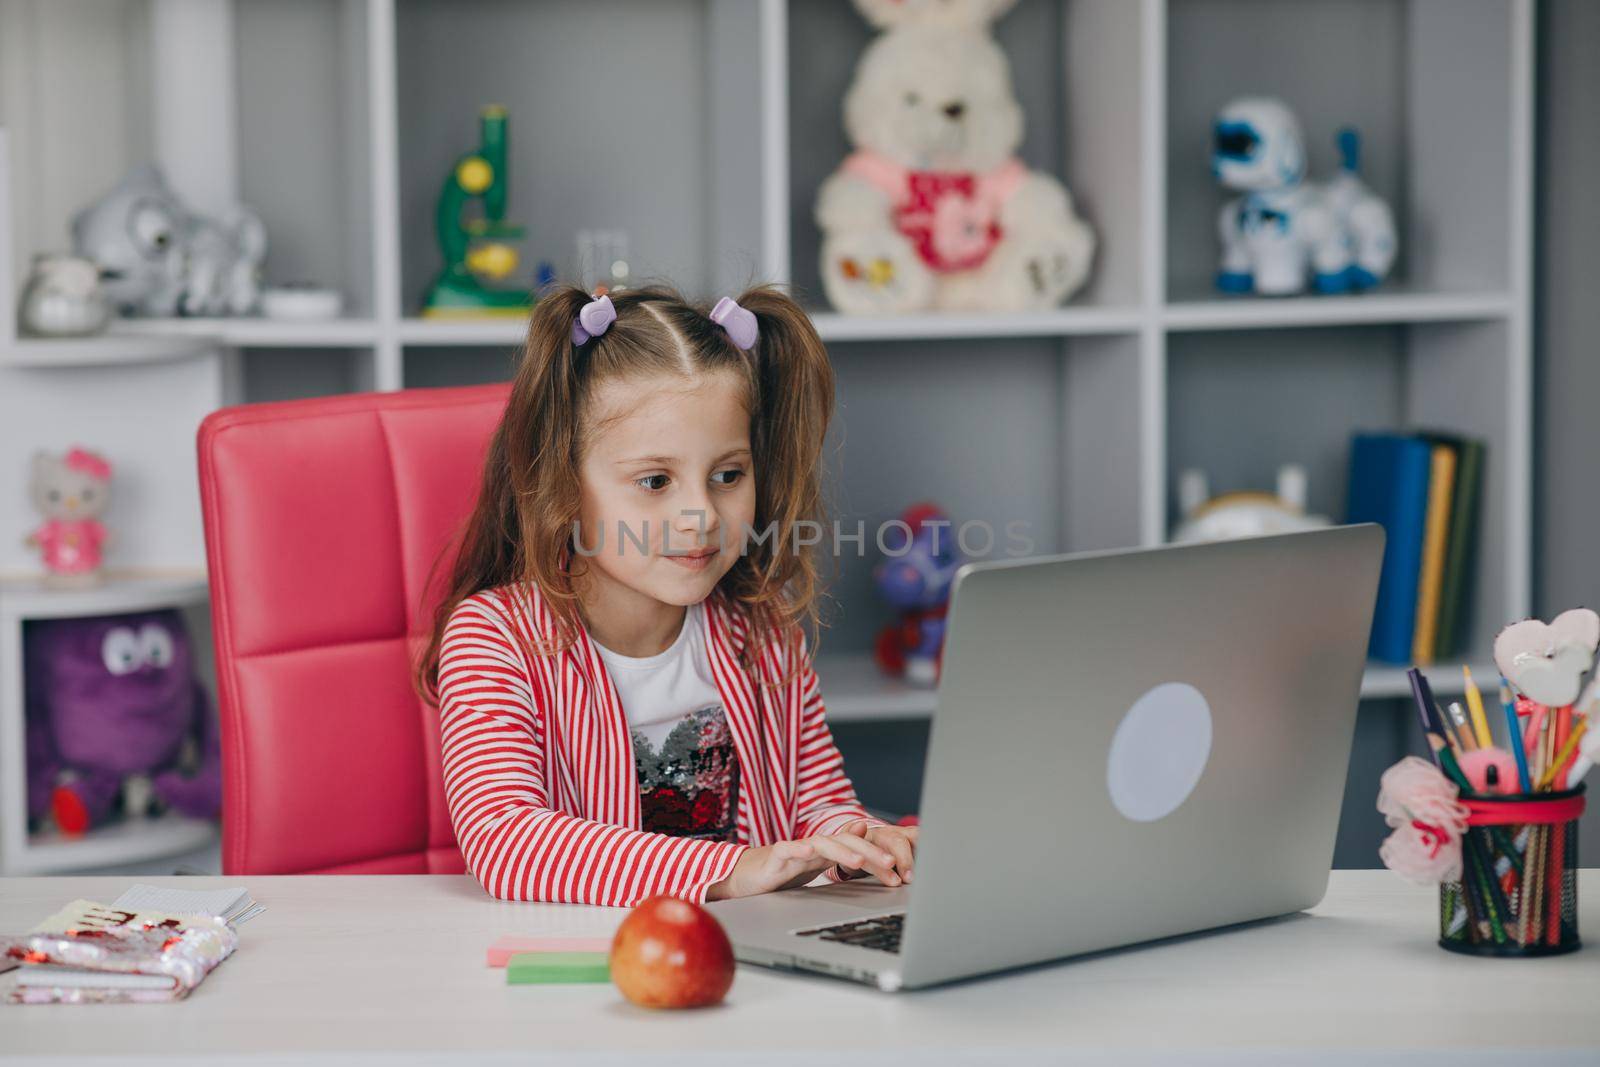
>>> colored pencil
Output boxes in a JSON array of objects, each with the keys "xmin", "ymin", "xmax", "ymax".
[
  {"xmin": 1517, "ymin": 824, "xmax": 1539, "ymax": 946},
  {"xmin": 1528, "ymin": 824, "xmax": 1548, "ymax": 945},
  {"xmin": 1465, "ymin": 835, "xmax": 1507, "ymax": 945},
  {"xmin": 1501, "ymin": 682, "xmax": 1533, "ymax": 793},
  {"xmin": 1546, "ymin": 821, "xmax": 1565, "ymax": 946},
  {"xmin": 1433, "ymin": 738, "xmax": 1470, "ymax": 791},
  {"xmin": 1523, "ymin": 702, "xmax": 1543, "ymax": 760},
  {"xmin": 1446, "ymin": 701, "xmax": 1475, "ymax": 753},
  {"xmin": 1463, "ymin": 667, "xmax": 1494, "ymax": 749},
  {"xmin": 1471, "ymin": 831, "xmax": 1513, "ymax": 943},
  {"xmin": 1538, "ymin": 719, "xmax": 1588, "ymax": 791}
]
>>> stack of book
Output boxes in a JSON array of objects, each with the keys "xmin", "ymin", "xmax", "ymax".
[
  {"xmin": 2, "ymin": 884, "xmax": 261, "ymax": 1004},
  {"xmin": 1346, "ymin": 432, "xmax": 1485, "ymax": 665}
]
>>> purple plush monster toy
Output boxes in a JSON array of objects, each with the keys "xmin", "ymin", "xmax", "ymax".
[
  {"xmin": 872, "ymin": 502, "xmax": 965, "ymax": 687},
  {"xmin": 25, "ymin": 608, "xmax": 221, "ymax": 836}
]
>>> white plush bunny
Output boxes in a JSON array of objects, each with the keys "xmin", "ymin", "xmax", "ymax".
[{"xmin": 816, "ymin": 0, "xmax": 1095, "ymax": 314}]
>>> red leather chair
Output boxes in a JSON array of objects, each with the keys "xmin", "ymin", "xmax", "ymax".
[{"xmin": 197, "ymin": 382, "xmax": 512, "ymax": 875}]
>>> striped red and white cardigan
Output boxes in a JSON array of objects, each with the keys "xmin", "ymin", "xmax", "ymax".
[{"xmin": 437, "ymin": 580, "xmax": 885, "ymax": 906}]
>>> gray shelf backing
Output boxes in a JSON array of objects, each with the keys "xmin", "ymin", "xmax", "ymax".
[
  {"xmin": 403, "ymin": 345, "xmax": 520, "ymax": 389},
  {"xmin": 787, "ymin": 0, "xmax": 1144, "ymax": 309},
  {"xmin": 1405, "ymin": 317, "xmax": 1511, "ymax": 662},
  {"xmin": 1165, "ymin": 0, "xmax": 1408, "ymax": 294},
  {"xmin": 1166, "ymin": 319, "xmax": 1512, "ymax": 661},
  {"xmin": 237, "ymin": 0, "xmax": 375, "ymax": 315},
  {"xmin": 1167, "ymin": 326, "xmax": 1407, "ymax": 526},
  {"xmin": 1166, "ymin": 0, "xmax": 1514, "ymax": 296},
  {"xmin": 1406, "ymin": 0, "xmax": 1514, "ymax": 293},
  {"xmin": 819, "ymin": 338, "xmax": 1065, "ymax": 649},
  {"xmin": 240, "ymin": 347, "xmax": 373, "ymax": 402},
  {"xmin": 395, "ymin": 0, "xmax": 719, "ymax": 309}
]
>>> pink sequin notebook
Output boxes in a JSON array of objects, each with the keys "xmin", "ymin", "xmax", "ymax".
[{"xmin": 3, "ymin": 899, "xmax": 238, "ymax": 1004}]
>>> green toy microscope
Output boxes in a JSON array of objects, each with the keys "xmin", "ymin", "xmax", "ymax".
[{"xmin": 422, "ymin": 106, "xmax": 531, "ymax": 318}]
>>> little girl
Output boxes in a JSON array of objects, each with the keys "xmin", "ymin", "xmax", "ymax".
[{"xmin": 415, "ymin": 284, "xmax": 918, "ymax": 906}]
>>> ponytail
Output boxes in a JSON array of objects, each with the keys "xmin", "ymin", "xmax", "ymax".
[
  {"xmin": 715, "ymin": 285, "xmax": 837, "ymax": 673},
  {"xmin": 413, "ymin": 285, "xmax": 595, "ymax": 705}
]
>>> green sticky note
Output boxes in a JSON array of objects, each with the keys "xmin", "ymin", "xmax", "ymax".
[{"xmin": 505, "ymin": 951, "xmax": 611, "ymax": 985}]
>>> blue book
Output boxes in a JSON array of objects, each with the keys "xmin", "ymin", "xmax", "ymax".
[{"xmin": 1346, "ymin": 434, "xmax": 1434, "ymax": 663}]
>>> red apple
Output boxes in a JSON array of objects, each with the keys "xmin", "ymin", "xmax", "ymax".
[{"xmin": 610, "ymin": 895, "xmax": 735, "ymax": 1009}]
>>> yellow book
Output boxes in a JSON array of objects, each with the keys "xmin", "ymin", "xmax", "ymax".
[{"xmin": 1412, "ymin": 443, "xmax": 1457, "ymax": 664}]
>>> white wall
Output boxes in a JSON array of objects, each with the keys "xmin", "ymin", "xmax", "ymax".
[{"xmin": 0, "ymin": 0, "xmax": 153, "ymax": 289}]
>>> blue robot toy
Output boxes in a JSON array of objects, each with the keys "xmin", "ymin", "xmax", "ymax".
[{"xmin": 1212, "ymin": 97, "xmax": 1396, "ymax": 296}]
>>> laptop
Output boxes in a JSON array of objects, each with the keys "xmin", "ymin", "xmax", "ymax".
[{"xmin": 704, "ymin": 525, "xmax": 1385, "ymax": 991}]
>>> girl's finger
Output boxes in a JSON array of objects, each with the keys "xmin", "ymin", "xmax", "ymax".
[
  {"xmin": 869, "ymin": 828, "xmax": 915, "ymax": 878},
  {"xmin": 825, "ymin": 831, "xmax": 893, "ymax": 869},
  {"xmin": 812, "ymin": 833, "xmax": 900, "ymax": 886},
  {"xmin": 774, "ymin": 846, "xmax": 836, "ymax": 891}
]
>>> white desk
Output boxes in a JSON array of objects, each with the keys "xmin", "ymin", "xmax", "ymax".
[{"xmin": 2, "ymin": 871, "xmax": 1596, "ymax": 1065}]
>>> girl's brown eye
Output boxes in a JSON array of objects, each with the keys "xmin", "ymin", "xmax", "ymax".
[
  {"xmin": 713, "ymin": 469, "xmax": 744, "ymax": 487},
  {"xmin": 637, "ymin": 474, "xmax": 670, "ymax": 492}
]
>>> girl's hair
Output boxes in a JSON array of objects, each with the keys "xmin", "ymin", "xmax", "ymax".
[{"xmin": 413, "ymin": 283, "xmax": 835, "ymax": 705}]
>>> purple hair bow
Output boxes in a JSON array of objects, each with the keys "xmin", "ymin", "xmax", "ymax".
[
  {"xmin": 571, "ymin": 294, "xmax": 616, "ymax": 345},
  {"xmin": 709, "ymin": 296, "xmax": 758, "ymax": 350}
]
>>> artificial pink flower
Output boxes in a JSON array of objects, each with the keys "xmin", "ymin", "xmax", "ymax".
[
  {"xmin": 1377, "ymin": 756, "xmax": 1468, "ymax": 830},
  {"xmin": 1380, "ymin": 819, "xmax": 1465, "ymax": 885},
  {"xmin": 1376, "ymin": 756, "xmax": 1471, "ymax": 885}
]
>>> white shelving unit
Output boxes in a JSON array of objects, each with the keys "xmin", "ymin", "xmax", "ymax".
[
  {"xmin": 0, "ymin": 114, "xmax": 223, "ymax": 871},
  {"xmin": 1, "ymin": 333, "xmax": 217, "ymax": 369},
  {"xmin": 109, "ymin": 317, "xmax": 382, "ymax": 347},
  {"xmin": 1, "ymin": 0, "xmax": 1533, "ymax": 728}
]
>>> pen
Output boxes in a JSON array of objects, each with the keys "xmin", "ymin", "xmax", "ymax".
[{"xmin": 1409, "ymin": 668, "xmax": 1445, "ymax": 768}]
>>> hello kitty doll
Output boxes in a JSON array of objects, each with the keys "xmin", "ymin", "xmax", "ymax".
[
  {"xmin": 25, "ymin": 448, "xmax": 114, "ymax": 587},
  {"xmin": 816, "ymin": 0, "xmax": 1096, "ymax": 314}
]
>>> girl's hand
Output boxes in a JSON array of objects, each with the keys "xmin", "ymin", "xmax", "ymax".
[
  {"xmin": 832, "ymin": 819, "xmax": 918, "ymax": 885},
  {"xmin": 704, "ymin": 829, "xmax": 903, "ymax": 901}
]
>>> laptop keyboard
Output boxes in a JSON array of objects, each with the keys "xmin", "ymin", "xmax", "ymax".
[{"xmin": 795, "ymin": 912, "xmax": 905, "ymax": 954}]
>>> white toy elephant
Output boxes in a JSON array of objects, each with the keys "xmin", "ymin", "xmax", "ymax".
[
  {"xmin": 816, "ymin": 0, "xmax": 1095, "ymax": 314},
  {"xmin": 71, "ymin": 165, "xmax": 266, "ymax": 317}
]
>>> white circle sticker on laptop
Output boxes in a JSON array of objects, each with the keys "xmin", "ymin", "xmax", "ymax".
[{"xmin": 1106, "ymin": 682, "xmax": 1213, "ymax": 822}]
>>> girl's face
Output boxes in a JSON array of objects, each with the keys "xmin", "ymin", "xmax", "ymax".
[{"xmin": 575, "ymin": 370, "xmax": 756, "ymax": 610}]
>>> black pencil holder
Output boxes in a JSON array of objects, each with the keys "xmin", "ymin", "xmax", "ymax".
[{"xmin": 1438, "ymin": 785, "xmax": 1585, "ymax": 957}]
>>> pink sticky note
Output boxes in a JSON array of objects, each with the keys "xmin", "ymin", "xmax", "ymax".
[{"xmin": 487, "ymin": 936, "xmax": 613, "ymax": 967}]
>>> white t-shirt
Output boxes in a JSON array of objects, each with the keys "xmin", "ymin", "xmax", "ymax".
[
  {"xmin": 591, "ymin": 601, "xmax": 740, "ymax": 841},
  {"xmin": 590, "ymin": 601, "xmax": 721, "ymax": 747}
]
